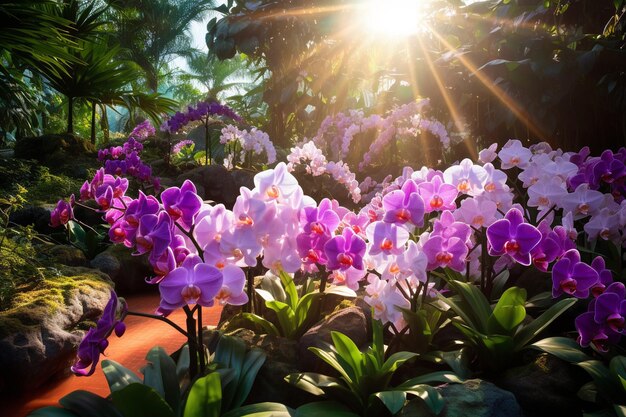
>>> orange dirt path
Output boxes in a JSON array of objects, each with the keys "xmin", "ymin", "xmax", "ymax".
[{"xmin": 1, "ymin": 293, "xmax": 222, "ymax": 417}]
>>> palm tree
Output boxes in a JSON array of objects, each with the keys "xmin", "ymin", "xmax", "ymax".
[{"xmin": 106, "ymin": 0, "xmax": 217, "ymax": 92}]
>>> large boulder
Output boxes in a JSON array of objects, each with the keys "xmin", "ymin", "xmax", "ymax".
[
  {"xmin": 176, "ymin": 165, "xmax": 254, "ymax": 208},
  {"xmin": 400, "ymin": 379, "xmax": 523, "ymax": 417},
  {"xmin": 0, "ymin": 266, "xmax": 113, "ymax": 394},
  {"xmin": 90, "ymin": 244, "xmax": 153, "ymax": 295},
  {"xmin": 14, "ymin": 134, "xmax": 95, "ymax": 166}
]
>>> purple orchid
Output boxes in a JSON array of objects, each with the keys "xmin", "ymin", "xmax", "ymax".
[
  {"xmin": 50, "ymin": 198, "xmax": 74, "ymax": 227},
  {"xmin": 324, "ymin": 228, "xmax": 367, "ymax": 271},
  {"xmin": 422, "ymin": 234, "xmax": 468, "ymax": 272},
  {"xmin": 135, "ymin": 211, "xmax": 173, "ymax": 259},
  {"xmin": 417, "ymin": 175, "xmax": 458, "ymax": 213},
  {"xmin": 575, "ymin": 311, "xmax": 621, "ymax": 352},
  {"xmin": 366, "ymin": 221, "xmax": 409, "ymax": 258},
  {"xmin": 71, "ymin": 291, "xmax": 126, "ymax": 376},
  {"xmin": 590, "ymin": 256, "xmax": 614, "ymax": 297},
  {"xmin": 591, "ymin": 282, "xmax": 626, "ymax": 333},
  {"xmin": 160, "ymin": 180, "xmax": 203, "ymax": 227},
  {"xmin": 158, "ymin": 254, "xmax": 223, "ymax": 314},
  {"xmin": 551, "ymin": 249, "xmax": 599, "ymax": 298},
  {"xmin": 487, "ymin": 208, "xmax": 542, "ymax": 266},
  {"xmin": 382, "ymin": 186, "xmax": 425, "ymax": 226}
]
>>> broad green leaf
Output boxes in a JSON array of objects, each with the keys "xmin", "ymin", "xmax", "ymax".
[
  {"xmin": 240, "ymin": 313, "xmax": 280, "ymax": 336},
  {"xmin": 184, "ymin": 373, "xmax": 222, "ymax": 417},
  {"xmin": 255, "ymin": 288, "xmax": 277, "ymax": 303},
  {"xmin": 285, "ymin": 373, "xmax": 332, "ymax": 396},
  {"xmin": 439, "ymin": 280, "xmax": 490, "ymax": 333},
  {"xmin": 308, "ymin": 347, "xmax": 354, "ymax": 384},
  {"xmin": 380, "ymin": 351, "xmax": 418, "ymax": 374},
  {"xmin": 27, "ymin": 407, "xmax": 79, "ymax": 417},
  {"xmin": 295, "ymin": 401, "xmax": 360, "ymax": 417},
  {"xmin": 371, "ymin": 318, "xmax": 384, "ymax": 367},
  {"xmin": 578, "ymin": 360, "xmax": 618, "ymax": 398},
  {"xmin": 278, "ymin": 269, "xmax": 299, "ymax": 310},
  {"xmin": 372, "ymin": 391, "xmax": 407, "ymax": 415},
  {"xmin": 609, "ymin": 356, "xmax": 626, "ymax": 393},
  {"xmin": 614, "ymin": 404, "xmax": 626, "ymax": 417},
  {"xmin": 221, "ymin": 402, "xmax": 293, "ymax": 417},
  {"xmin": 294, "ymin": 292, "xmax": 321, "ymax": 329},
  {"xmin": 101, "ymin": 360, "xmax": 141, "ymax": 394},
  {"xmin": 176, "ymin": 345, "xmax": 190, "ymax": 381},
  {"xmin": 142, "ymin": 347, "xmax": 180, "ymax": 413},
  {"xmin": 404, "ymin": 385, "xmax": 445, "ymax": 415},
  {"xmin": 215, "ymin": 336, "xmax": 246, "ymax": 410},
  {"xmin": 531, "ymin": 337, "xmax": 591, "ymax": 363},
  {"xmin": 513, "ymin": 298, "xmax": 577, "ymax": 350},
  {"xmin": 232, "ymin": 349, "xmax": 267, "ymax": 409},
  {"xmin": 111, "ymin": 384, "xmax": 174, "ymax": 417},
  {"xmin": 489, "ymin": 287, "xmax": 527, "ymax": 333},
  {"xmin": 398, "ymin": 371, "xmax": 462, "ymax": 387},
  {"xmin": 266, "ymin": 300, "xmax": 296, "ymax": 337},
  {"xmin": 330, "ymin": 331, "xmax": 363, "ymax": 379},
  {"xmin": 59, "ymin": 391, "xmax": 123, "ymax": 417},
  {"xmin": 577, "ymin": 381, "xmax": 597, "ymax": 403}
]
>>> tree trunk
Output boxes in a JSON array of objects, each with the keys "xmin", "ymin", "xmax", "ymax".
[
  {"xmin": 100, "ymin": 105, "xmax": 110, "ymax": 145},
  {"xmin": 67, "ymin": 96, "xmax": 74, "ymax": 134},
  {"xmin": 90, "ymin": 101, "xmax": 97, "ymax": 144}
]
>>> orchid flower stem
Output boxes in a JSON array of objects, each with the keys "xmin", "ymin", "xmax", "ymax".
[
  {"xmin": 421, "ymin": 275, "xmax": 430, "ymax": 307},
  {"xmin": 174, "ymin": 222, "xmax": 204, "ymax": 259},
  {"xmin": 246, "ymin": 267, "xmax": 254, "ymax": 314},
  {"xmin": 204, "ymin": 117, "xmax": 210, "ymax": 166},
  {"xmin": 125, "ymin": 311, "xmax": 188, "ymax": 338},
  {"xmin": 318, "ymin": 265, "xmax": 328, "ymax": 294},
  {"xmin": 536, "ymin": 205, "xmax": 557, "ymax": 224},
  {"xmin": 480, "ymin": 229, "xmax": 487, "ymax": 293},
  {"xmin": 183, "ymin": 305, "xmax": 198, "ymax": 379},
  {"xmin": 197, "ymin": 305, "xmax": 205, "ymax": 372}
]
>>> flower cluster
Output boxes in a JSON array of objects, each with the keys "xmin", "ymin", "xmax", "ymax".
[
  {"xmin": 219, "ymin": 124, "xmax": 277, "ymax": 168},
  {"xmin": 160, "ymin": 101, "xmax": 242, "ymax": 134},
  {"xmin": 50, "ymin": 195, "xmax": 75, "ymax": 227},
  {"xmin": 171, "ymin": 139, "xmax": 195, "ymax": 154},
  {"xmin": 97, "ymin": 132, "xmax": 159, "ymax": 191},
  {"xmin": 128, "ymin": 119, "xmax": 156, "ymax": 142},
  {"xmin": 287, "ymin": 141, "xmax": 361, "ymax": 203}
]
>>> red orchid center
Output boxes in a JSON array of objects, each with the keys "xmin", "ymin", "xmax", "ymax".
[
  {"xmin": 337, "ymin": 253, "xmax": 353, "ymax": 267},
  {"xmin": 167, "ymin": 206, "xmax": 182, "ymax": 219},
  {"xmin": 380, "ymin": 238, "xmax": 394, "ymax": 251},
  {"xmin": 484, "ymin": 182, "xmax": 496, "ymax": 192},
  {"xmin": 98, "ymin": 197, "xmax": 110, "ymax": 210},
  {"xmin": 607, "ymin": 314, "xmax": 624, "ymax": 332},
  {"xmin": 560, "ymin": 278, "xmax": 577, "ymax": 295},
  {"xmin": 266, "ymin": 185, "xmax": 280, "ymax": 199},
  {"xmin": 591, "ymin": 284, "xmax": 605, "ymax": 298},
  {"xmin": 238, "ymin": 214, "xmax": 253, "ymax": 226},
  {"xmin": 395, "ymin": 208, "xmax": 411, "ymax": 222},
  {"xmin": 457, "ymin": 179, "xmax": 470, "ymax": 193},
  {"xmin": 136, "ymin": 236, "xmax": 153, "ymax": 251},
  {"xmin": 436, "ymin": 251, "xmax": 453, "ymax": 264},
  {"xmin": 112, "ymin": 227, "xmax": 125, "ymax": 239},
  {"xmin": 577, "ymin": 203, "xmax": 590, "ymax": 214},
  {"xmin": 181, "ymin": 285, "xmax": 201, "ymax": 303},
  {"xmin": 473, "ymin": 215, "xmax": 484, "ymax": 226},
  {"xmin": 305, "ymin": 249, "xmax": 319, "ymax": 263},
  {"xmin": 430, "ymin": 195, "xmax": 444, "ymax": 209},
  {"xmin": 504, "ymin": 240, "xmax": 520, "ymax": 254},
  {"xmin": 592, "ymin": 334, "xmax": 609, "ymax": 352},
  {"xmin": 310, "ymin": 222, "xmax": 325, "ymax": 234},
  {"xmin": 352, "ymin": 225, "xmax": 362, "ymax": 234}
]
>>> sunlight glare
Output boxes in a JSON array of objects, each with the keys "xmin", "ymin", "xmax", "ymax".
[{"xmin": 361, "ymin": 0, "xmax": 424, "ymax": 37}]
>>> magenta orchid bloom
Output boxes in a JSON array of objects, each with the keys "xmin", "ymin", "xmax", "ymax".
[
  {"xmin": 366, "ymin": 221, "xmax": 409, "ymax": 258},
  {"xmin": 589, "ymin": 256, "xmax": 614, "ymax": 297},
  {"xmin": 160, "ymin": 180, "xmax": 203, "ymax": 227},
  {"xmin": 417, "ymin": 175, "xmax": 458, "ymax": 213},
  {"xmin": 158, "ymin": 254, "xmax": 223, "ymax": 314},
  {"xmin": 422, "ymin": 234, "xmax": 468, "ymax": 272},
  {"xmin": 324, "ymin": 228, "xmax": 367, "ymax": 271},
  {"xmin": 590, "ymin": 282, "xmax": 626, "ymax": 333},
  {"xmin": 487, "ymin": 208, "xmax": 542, "ymax": 266},
  {"xmin": 71, "ymin": 291, "xmax": 126, "ymax": 376},
  {"xmin": 135, "ymin": 211, "xmax": 173, "ymax": 259},
  {"xmin": 551, "ymin": 249, "xmax": 599, "ymax": 298},
  {"xmin": 50, "ymin": 198, "xmax": 74, "ymax": 227},
  {"xmin": 575, "ymin": 311, "xmax": 621, "ymax": 352},
  {"xmin": 382, "ymin": 186, "xmax": 425, "ymax": 226},
  {"xmin": 214, "ymin": 264, "xmax": 248, "ymax": 305}
]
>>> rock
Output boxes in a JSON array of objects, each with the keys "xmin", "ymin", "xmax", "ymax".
[
  {"xmin": 48, "ymin": 245, "xmax": 88, "ymax": 267},
  {"xmin": 9, "ymin": 205, "xmax": 55, "ymax": 235},
  {"xmin": 90, "ymin": 244, "xmax": 153, "ymax": 295},
  {"xmin": 177, "ymin": 166, "xmax": 254, "ymax": 208},
  {"xmin": 400, "ymin": 379, "xmax": 523, "ymax": 417},
  {"xmin": 0, "ymin": 266, "xmax": 113, "ymax": 394},
  {"xmin": 299, "ymin": 306, "xmax": 370, "ymax": 372},
  {"xmin": 73, "ymin": 199, "xmax": 104, "ymax": 228},
  {"xmin": 498, "ymin": 353, "xmax": 587, "ymax": 417},
  {"xmin": 14, "ymin": 134, "xmax": 95, "ymax": 165}
]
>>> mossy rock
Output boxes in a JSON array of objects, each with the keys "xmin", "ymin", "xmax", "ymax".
[
  {"xmin": 14, "ymin": 134, "xmax": 95, "ymax": 165},
  {"xmin": 0, "ymin": 237, "xmax": 43, "ymax": 311},
  {"xmin": 0, "ymin": 266, "xmax": 113, "ymax": 393}
]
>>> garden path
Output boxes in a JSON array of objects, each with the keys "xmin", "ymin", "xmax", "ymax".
[{"xmin": 1, "ymin": 292, "xmax": 223, "ymax": 417}]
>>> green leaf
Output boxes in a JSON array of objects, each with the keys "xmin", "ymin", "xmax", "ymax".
[
  {"xmin": 101, "ymin": 360, "xmax": 141, "ymax": 394},
  {"xmin": 531, "ymin": 337, "xmax": 591, "ymax": 363},
  {"xmin": 372, "ymin": 391, "xmax": 407, "ymax": 415},
  {"xmin": 176, "ymin": 345, "xmax": 190, "ymax": 381},
  {"xmin": 489, "ymin": 287, "xmax": 527, "ymax": 333},
  {"xmin": 68, "ymin": 220, "xmax": 87, "ymax": 251},
  {"xmin": 240, "ymin": 313, "xmax": 280, "ymax": 336},
  {"xmin": 398, "ymin": 371, "xmax": 462, "ymax": 387},
  {"xmin": 295, "ymin": 401, "xmax": 360, "ymax": 417},
  {"xmin": 513, "ymin": 298, "xmax": 577, "ymax": 350},
  {"xmin": 615, "ymin": 404, "xmax": 626, "ymax": 417},
  {"xmin": 184, "ymin": 373, "xmax": 222, "ymax": 417},
  {"xmin": 27, "ymin": 407, "xmax": 80, "ymax": 417},
  {"xmin": 578, "ymin": 360, "xmax": 616, "ymax": 396},
  {"xmin": 221, "ymin": 402, "xmax": 293, "ymax": 417},
  {"xmin": 142, "ymin": 347, "xmax": 180, "ymax": 413},
  {"xmin": 215, "ymin": 336, "xmax": 246, "ymax": 411},
  {"xmin": 111, "ymin": 384, "xmax": 174, "ymax": 417},
  {"xmin": 404, "ymin": 385, "xmax": 445, "ymax": 415},
  {"xmin": 266, "ymin": 300, "xmax": 296, "ymax": 337},
  {"xmin": 278, "ymin": 270, "xmax": 299, "ymax": 310},
  {"xmin": 371, "ymin": 318, "xmax": 384, "ymax": 367},
  {"xmin": 308, "ymin": 347, "xmax": 354, "ymax": 384},
  {"xmin": 330, "ymin": 331, "xmax": 364, "ymax": 379},
  {"xmin": 439, "ymin": 280, "xmax": 491, "ymax": 333},
  {"xmin": 577, "ymin": 381, "xmax": 597, "ymax": 403},
  {"xmin": 609, "ymin": 356, "xmax": 626, "ymax": 393},
  {"xmin": 380, "ymin": 351, "xmax": 418, "ymax": 374},
  {"xmin": 294, "ymin": 292, "xmax": 321, "ymax": 329},
  {"xmin": 59, "ymin": 391, "xmax": 123, "ymax": 417},
  {"xmin": 324, "ymin": 286, "xmax": 357, "ymax": 298},
  {"xmin": 232, "ymin": 349, "xmax": 267, "ymax": 409}
]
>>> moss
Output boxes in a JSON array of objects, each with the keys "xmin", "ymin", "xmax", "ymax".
[
  {"xmin": 0, "ymin": 266, "xmax": 112, "ymax": 338},
  {"xmin": 0, "ymin": 238, "xmax": 43, "ymax": 311},
  {"xmin": 25, "ymin": 170, "xmax": 84, "ymax": 205}
]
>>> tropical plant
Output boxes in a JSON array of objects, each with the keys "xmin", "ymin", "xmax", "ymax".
[
  {"xmin": 533, "ymin": 337, "xmax": 626, "ymax": 417},
  {"xmin": 240, "ymin": 270, "xmax": 355, "ymax": 340},
  {"xmin": 438, "ymin": 280, "xmax": 577, "ymax": 372},
  {"xmin": 286, "ymin": 318, "xmax": 460, "ymax": 416}
]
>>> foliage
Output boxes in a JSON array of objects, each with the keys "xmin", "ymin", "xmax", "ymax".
[
  {"xmin": 287, "ymin": 318, "xmax": 459, "ymax": 416},
  {"xmin": 438, "ymin": 280, "xmax": 577, "ymax": 372},
  {"xmin": 533, "ymin": 337, "xmax": 626, "ymax": 416},
  {"xmin": 241, "ymin": 270, "xmax": 355, "ymax": 339}
]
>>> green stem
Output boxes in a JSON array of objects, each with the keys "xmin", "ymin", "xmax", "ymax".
[
  {"xmin": 183, "ymin": 305, "xmax": 198, "ymax": 380},
  {"xmin": 125, "ymin": 311, "xmax": 189, "ymax": 338}
]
